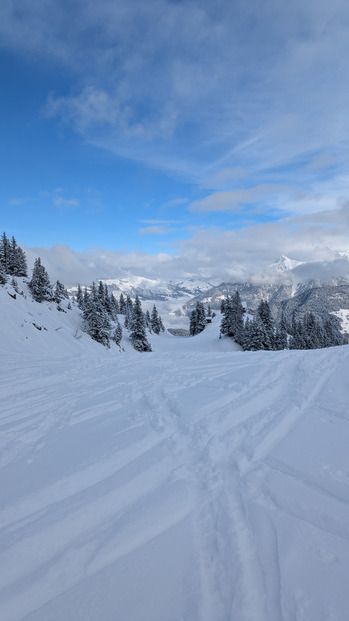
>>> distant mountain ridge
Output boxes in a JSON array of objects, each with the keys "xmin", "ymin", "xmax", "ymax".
[
  {"xmin": 69, "ymin": 254, "xmax": 349, "ymax": 332},
  {"xmin": 177, "ymin": 255, "xmax": 349, "ymax": 335}
]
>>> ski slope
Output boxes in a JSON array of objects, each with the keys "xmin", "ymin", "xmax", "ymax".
[{"xmin": 1, "ymin": 284, "xmax": 349, "ymax": 620}]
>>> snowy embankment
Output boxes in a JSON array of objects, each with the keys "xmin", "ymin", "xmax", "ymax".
[{"xmin": 1, "ymin": 283, "xmax": 349, "ymax": 620}]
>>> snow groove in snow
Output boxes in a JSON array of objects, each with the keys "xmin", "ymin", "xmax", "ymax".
[{"xmin": 1, "ymin": 343, "xmax": 349, "ymax": 621}]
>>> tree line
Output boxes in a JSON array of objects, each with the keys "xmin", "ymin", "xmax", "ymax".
[
  {"xmin": 220, "ymin": 291, "xmax": 343, "ymax": 351},
  {"xmin": 1, "ymin": 231, "xmax": 164, "ymax": 351},
  {"xmin": 75, "ymin": 282, "xmax": 165, "ymax": 350},
  {"xmin": 1, "ymin": 232, "xmax": 69, "ymax": 304}
]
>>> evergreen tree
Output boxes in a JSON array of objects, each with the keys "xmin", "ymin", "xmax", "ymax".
[
  {"xmin": 29, "ymin": 258, "xmax": 53, "ymax": 302},
  {"xmin": 124, "ymin": 295, "xmax": 134, "ymax": 328},
  {"xmin": 150, "ymin": 305, "xmax": 162, "ymax": 334},
  {"xmin": 189, "ymin": 308, "xmax": 197, "ymax": 336},
  {"xmin": 130, "ymin": 296, "xmax": 152, "ymax": 351},
  {"xmin": 54, "ymin": 280, "xmax": 69, "ymax": 303},
  {"xmin": 83, "ymin": 287, "xmax": 89, "ymax": 309},
  {"xmin": 0, "ymin": 266, "xmax": 7, "ymax": 285},
  {"xmin": 256, "ymin": 300, "xmax": 274, "ymax": 350},
  {"xmin": 8, "ymin": 236, "xmax": 27, "ymax": 276},
  {"xmin": 323, "ymin": 316, "xmax": 342, "ymax": 347},
  {"xmin": 0, "ymin": 233, "xmax": 27, "ymax": 277},
  {"xmin": 274, "ymin": 312, "xmax": 288, "ymax": 350},
  {"xmin": 289, "ymin": 319, "xmax": 306, "ymax": 349},
  {"xmin": 119, "ymin": 293, "xmax": 126, "ymax": 314},
  {"xmin": 145, "ymin": 309, "xmax": 152, "ymax": 332},
  {"xmin": 195, "ymin": 301, "xmax": 206, "ymax": 334},
  {"xmin": 112, "ymin": 320, "xmax": 123, "ymax": 346},
  {"xmin": 98, "ymin": 280, "xmax": 105, "ymax": 302},
  {"xmin": 110, "ymin": 294, "xmax": 120, "ymax": 319},
  {"xmin": 220, "ymin": 291, "xmax": 244, "ymax": 344},
  {"xmin": 82, "ymin": 282, "xmax": 111, "ymax": 347},
  {"xmin": 103, "ymin": 284, "xmax": 113, "ymax": 317},
  {"xmin": 242, "ymin": 316, "xmax": 266, "ymax": 351},
  {"xmin": 76, "ymin": 284, "xmax": 84, "ymax": 309},
  {"xmin": 189, "ymin": 301, "xmax": 206, "ymax": 336},
  {"xmin": 220, "ymin": 296, "xmax": 232, "ymax": 337},
  {"xmin": 0, "ymin": 232, "xmax": 10, "ymax": 273}
]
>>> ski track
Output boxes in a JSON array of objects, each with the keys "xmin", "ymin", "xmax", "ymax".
[{"xmin": 1, "ymin": 346, "xmax": 349, "ymax": 620}]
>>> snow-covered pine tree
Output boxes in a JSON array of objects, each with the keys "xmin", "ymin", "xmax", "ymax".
[
  {"xmin": 112, "ymin": 319, "xmax": 123, "ymax": 346},
  {"xmin": 98, "ymin": 281, "xmax": 105, "ymax": 305},
  {"xmin": 110, "ymin": 293, "xmax": 119, "ymax": 320},
  {"xmin": 274, "ymin": 312, "xmax": 288, "ymax": 350},
  {"xmin": 54, "ymin": 280, "xmax": 69, "ymax": 303},
  {"xmin": 256, "ymin": 300, "xmax": 274, "ymax": 350},
  {"xmin": 196, "ymin": 301, "xmax": 206, "ymax": 334},
  {"xmin": 8, "ymin": 236, "xmax": 27, "ymax": 277},
  {"xmin": 129, "ymin": 295, "xmax": 152, "ymax": 351},
  {"xmin": 150, "ymin": 305, "xmax": 162, "ymax": 334},
  {"xmin": 189, "ymin": 301, "xmax": 206, "ymax": 336},
  {"xmin": 323, "ymin": 316, "xmax": 342, "ymax": 347},
  {"xmin": 289, "ymin": 319, "xmax": 306, "ymax": 349},
  {"xmin": 83, "ymin": 287, "xmax": 89, "ymax": 309},
  {"xmin": 145, "ymin": 309, "xmax": 152, "ymax": 332},
  {"xmin": 119, "ymin": 293, "xmax": 126, "ymax": 314},
  {"xmin": 0, "ymin": 232, "xmax": 10, "ymax": 273},
  {"xmin": 189, "ymin": 308, "xmax": 197, "ymax": 336},
  {"xmin": 220, "ymin": 296, "xmax": 232, "ymax": 337},
  {"xmin": 241, "ymin": 316, "xmax": 266, "ymax": 351},
  {"xmin": 29, "ymin": 258, "xmax": 53, "ymax": 302},
  {"xmin": 75, "ymin": 284, "xmax": 84, "ymax": 309},
  {"xmin": 124, "ymin": 295, "xmax": 134, "ymax": 328},
  {"xmin": 302, "ymin": 312, "xmax": 323, "ymax": 349},
  {"xmin": 103, "ymin": 284, "xmax": 113, "ymax": 317},
  {"xmin": 82, "ymin": 281, "xmax": 111, "ymax": 347},
  {"xmin": 220, "ymin": 291, "xmax": 244, "ymax": 344},
  {"xmin": 0, "ymin": 266, "xmax": 7, "ymax": 285}
]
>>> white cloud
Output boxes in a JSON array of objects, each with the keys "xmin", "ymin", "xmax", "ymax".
[
  {"xmin": 201, "ymin": 167, "xmax": 247, "ymax": 189},
  {"xmin": 162, "ymin": 198, "xmax": 189, "ymax": 208},
  {"xmin": 189, "ymin": 185, "xmax": 290, "ymax": 213},
  {"xmin": 138, "ymin": 225, "xmax": 167, "ymax": 235},
  {"xmin": 3, "ymin": 0, "xmax": 349, "ymax": 248},
  {"xmin": 24, "ymin": 203, "xmax": 349, "ymax": 286},
  {"xmin": 53, "ymin": 197, "xmax": 80, "ymax": 208}
]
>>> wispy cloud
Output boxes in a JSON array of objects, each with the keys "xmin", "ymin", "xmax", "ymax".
[
  {"xmin": 24, "ymin": 201, "xmax": 349, "ymax": 286},
  {"xmin": 53, "ymin": 197, "xmax": 80, "ymax": 208},
  {"xmin": 3, "ymin": 0, "xmax": 349, "ymax": 258},
  {"xmin": 9, "ymin": 196, "xmax": 32, "ymax": 206},
  {"xmin": 189, "ymin": 185, "xmax": 291, "ymax": 213},
  {"xmin": 162, "ymin": 197, "xmax": 189, "ymax": 209},
  {"xmin": 138, "ymin": 225, "xmax": 168, "ymax": 235}
]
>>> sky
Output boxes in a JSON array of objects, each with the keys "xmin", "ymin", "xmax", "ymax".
[{"xmin": 1, "ymin": 0, "xmax": 349, "ymax": 283}]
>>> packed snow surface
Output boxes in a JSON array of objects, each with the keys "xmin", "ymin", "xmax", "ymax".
[{"xmin": 1, "ymin": 289, "xmax": 349, "ymax": 620}]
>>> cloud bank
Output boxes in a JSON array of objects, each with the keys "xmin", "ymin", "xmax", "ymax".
[{"xmin": 23, "ymin": 203, "xmax": 349, "ymax": 286}]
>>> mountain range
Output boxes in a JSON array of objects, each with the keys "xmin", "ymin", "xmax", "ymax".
[{"xmin": 84, "ymin": 255, "xmax": 349, "ymax": 334}]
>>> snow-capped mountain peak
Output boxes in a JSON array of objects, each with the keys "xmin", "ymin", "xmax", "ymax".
[{"xmin": 266, "ymin": 255, "xmax": 304, "ymax": 273}]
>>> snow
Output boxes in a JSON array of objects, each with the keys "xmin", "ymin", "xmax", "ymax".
[
  {"xmin": 1, "ymin": 281, "xmax": 349, "ymax": 620},
  {"xmin": 332, "ymin": 308, "xmax": 349, "ymax": 335},
  {"xmin": 266, "ymin": 255, "xmax": 305, "ymax": 273}
]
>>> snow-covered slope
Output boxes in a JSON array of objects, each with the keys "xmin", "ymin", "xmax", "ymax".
[{"xmin": 1, "ymin": 279, "xmax": 349, "ymax": 620}]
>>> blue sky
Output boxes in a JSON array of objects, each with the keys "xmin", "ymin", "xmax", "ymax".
[{"xmin": 1, "ymin": 0, "xmax": 349, "ymax": 282}]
